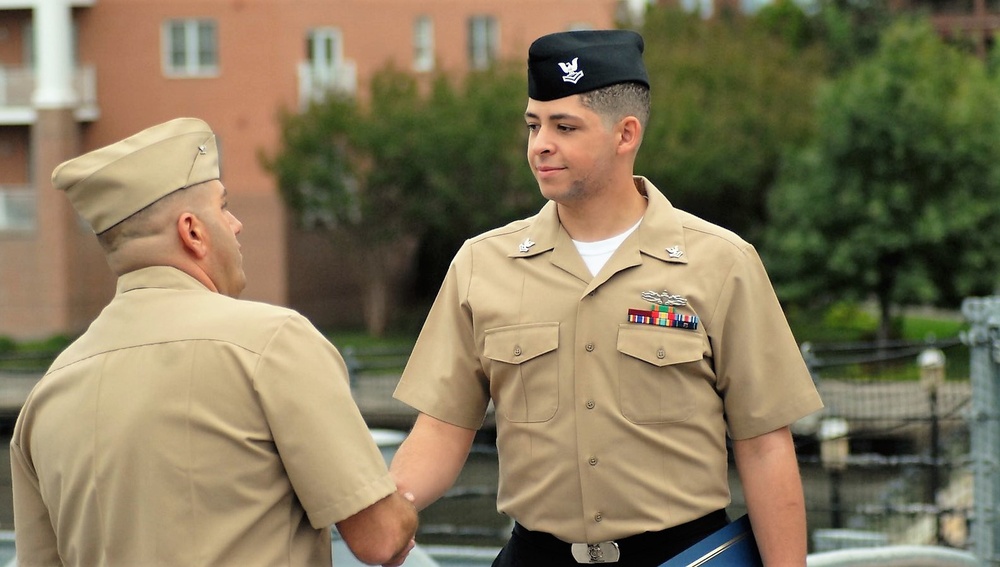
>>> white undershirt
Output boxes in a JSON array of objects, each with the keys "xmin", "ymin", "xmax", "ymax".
[{"xmin": 572, "ymin": 218, "xmax": 642, "ymax": 277}]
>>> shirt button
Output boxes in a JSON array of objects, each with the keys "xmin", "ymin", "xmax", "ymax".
[
  {"xmin": 585, "ymin": 343, "xmax": 595, "ymax": 352},
  {"xmin": 589, "ymin": 457, "xmax": 598, "ymax": 466},
  {"xmin": 586, "ymin": 400, "xmax": 595, "ymax": 409},
  {"xmin": 594, "ymin": 513, "xmax": 603, "ymax": 522},
  {"xmin": 656, "ymin": 348, "xmax": 666, "ymax": 359},
  {"xmin": 513, "ymin": 346, "xmax": 522, "ymax": 356}
]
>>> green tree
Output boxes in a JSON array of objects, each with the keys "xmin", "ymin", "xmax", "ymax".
[
  {"xmin": 637, "ymin": 5, "xmax": 828, "ymax": 240},
  {"xmin": 764, "ymin": 18, "xmax": 1000, "ymax": 341},
  {"xmin": 264, "ymin": 65, "xmax": 537, "ymax": 334},
  {"xmin": 812, "ymin": 0, "xmax": 893, "ymax": 73},
  {"xmin": 408, "ymin": 65, "xmax": 541, "ymax": 298}
]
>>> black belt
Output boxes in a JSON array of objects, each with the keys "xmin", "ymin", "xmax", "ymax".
[{"xmin": 509, "ymin": 510, "xmax": 728, "ymax": 565}]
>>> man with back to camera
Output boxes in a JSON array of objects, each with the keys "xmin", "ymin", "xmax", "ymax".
[
  {"xmin": 10, "ymin": 117, "xmax": 417, "ymax": 567},
  {"xmin": 389, "ymin": 30, "xmax": 824, "ymax": 566}
]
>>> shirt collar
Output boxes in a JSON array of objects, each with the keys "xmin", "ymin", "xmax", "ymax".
[
  {"xmin": 116, "ymin": 266, "xmax": 212, "ymax": 295},
  {"xmin": 509, "ymin": 176, "xmax": 689, "ymax": 265}
]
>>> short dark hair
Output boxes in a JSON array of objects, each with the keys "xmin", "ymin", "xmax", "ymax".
[{"xmin": 579, "ymin": 82, "xmax": 650, "ymax": 130}]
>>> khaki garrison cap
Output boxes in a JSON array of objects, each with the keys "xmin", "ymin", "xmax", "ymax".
[{"xmin": 52, "ymin": 117, "xmax": 220, "ymax": 234}]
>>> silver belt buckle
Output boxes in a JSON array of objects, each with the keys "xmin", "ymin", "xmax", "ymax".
[{"xmin": 570, "ymin": 541, "xmax": 620, "ymax": 563}]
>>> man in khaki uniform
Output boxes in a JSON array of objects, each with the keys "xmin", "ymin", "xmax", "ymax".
[
  {"xmin": 10, "ymin": 118, "xmax": 417, "ymax": 567},
  {"xmin": 391, "ymin": 30, "xmax": 823, "ymax": 566}
]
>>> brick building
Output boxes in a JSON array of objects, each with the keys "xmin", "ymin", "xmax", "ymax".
[
  {"xmin": 5, "ymin": 0, "xmax": 984, "ymax": 341},
  {"xmin": 0, "ymin": 0, "xmax": 625, "ymax": 340}
]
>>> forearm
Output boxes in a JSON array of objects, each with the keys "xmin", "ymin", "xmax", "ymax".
[
  {"xmin": 390, "ymin": 412, "xmax": 476, "ymax": 510},
  {"xmin": 336, "ymin": 490, "xmax": 418, "ymax": 566},
  {"xmin": 733, "ymin": 427, "xmax": 808, "ymax": 566}
]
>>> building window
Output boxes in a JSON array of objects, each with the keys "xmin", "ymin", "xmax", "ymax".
[
  {"xmin": 468, "ymin": 15, "xmax": 498, "ymax": 70},
  {"xmin": 680, "ymin": 0, "xmax": 715, "ymax": 17},
  {"xmin": 0, "ymin": 187, "xmax": 36, "ymax": 231},
  {"xmin": 739, "ymin": 0, "xmax": 768, "ymax": 13},
  {"xmin": 299, "ymin": 27, "xmax": 357, "ymax": 107},
  {"xmin": 23, "ymin": 22, "xmax": 33, "ymax": 66},
  {"xmin": 413, "ymin": 16, "xmax": 434, "ymax": 72},
  {"xmin": 307, "ymin": 27, "xmax": 343, "ymax": 72},
  {"xmin": 163, "ymin": 19, "xmax": 218, "ymax": 77}
]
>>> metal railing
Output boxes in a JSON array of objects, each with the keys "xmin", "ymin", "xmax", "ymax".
[
  {"xmin": 0, "ymin": 65, "xmax": 97, "ymax": 109},
  {"xmin": 297, "ymin": 60, "xmax": 357, "ymax": 110}
]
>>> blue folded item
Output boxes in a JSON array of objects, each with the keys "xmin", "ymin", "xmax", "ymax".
[{"xmin": 660, "ymin": 514, "xmax": 762, "ymax": 566}]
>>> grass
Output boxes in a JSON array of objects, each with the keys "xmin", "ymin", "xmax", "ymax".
[
  {"xmin": 0, "ymin": 335, "xmax": 73, "ymax": 372},
  {"xmin": 785, "ymin": 302, "xmax": 970, "ymax": 381},
  {"xmin": 786, "ymin": 302, "xmax": 967, "ymax": 343},
  {"xmin": 325, "ymin": 330, "xmax": 416, "ymax": 351},
  {"xmin": 0, "ymin": 302, "xmax": 972, "ymax": 380},
  {"xmin": 900, "ymin": 315, "xmax": 967, "ymax": 342}
]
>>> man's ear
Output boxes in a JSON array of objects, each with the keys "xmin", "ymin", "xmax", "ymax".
[
  {"xmin": 617, "ymin": 116, "xmax": 642, "ymax": 154},
  {"xmin": 177, "ymin": 212, "xmax": 209, "ymax": 259}
]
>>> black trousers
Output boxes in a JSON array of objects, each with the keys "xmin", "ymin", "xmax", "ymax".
[{"xmin": 491, "ymin": 510, "xmax": 728, "ymax": 567}]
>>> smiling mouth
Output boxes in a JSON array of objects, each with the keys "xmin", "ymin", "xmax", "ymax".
[{"xmin": 536, "ymin": 165, "xmax": 564, "ymax": 175}]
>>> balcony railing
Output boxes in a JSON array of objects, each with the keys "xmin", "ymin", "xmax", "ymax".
[
  {"xmin": 906, "ymin": 0, "xmax": 1000, "ymax": 13},
  {"xmin": 0, "ymin": 65, "xmax": 98, "ymax": 117},
  {"xmin": 297, "ymin": 60, "xmax": 357, "ymax": 111},
  {"xmin": 0, "ymin": 185, "xmax": 35, "ymax": 232},
  {"xmin": 907, "ymin": 0, "xmax": 980, "ymax": 14}
]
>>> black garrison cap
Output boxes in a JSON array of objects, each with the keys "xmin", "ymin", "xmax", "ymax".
[{"xmin": 527, "ymin": 29, "xmax": 649, "ymax": 101}]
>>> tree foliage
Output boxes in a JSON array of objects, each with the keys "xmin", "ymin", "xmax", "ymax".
[
  {"xmin": 635, "ymin": 5, "xmax": 828, "ymax": 241},
  {"xmin": 263, "ymin": 65, "xmax": 538, "ymax": 333},
  {"xmin": 811, "ymin": 0, "xmax": 894, "ymax": 73},
  {"xmin": 764, "ymin": 18, "xmax": 1000, "ymax": 340}
]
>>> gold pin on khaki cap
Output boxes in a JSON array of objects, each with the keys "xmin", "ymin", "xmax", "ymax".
[{"xmin": 51, "ymin": 117, "xmax": 220, "ymax": 234}]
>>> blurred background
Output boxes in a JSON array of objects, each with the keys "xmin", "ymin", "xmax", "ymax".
[{"xmin": 3, "ymin": 0, "xmax": 1000, "ymax": 564}]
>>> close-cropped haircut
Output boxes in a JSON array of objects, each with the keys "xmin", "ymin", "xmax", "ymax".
[
  {"xmin": 579, "ymin": 82, "xmax": 650, "ymax": 131},
  {"xmin": 96, "ymin": 187, "xmax": 189, "ymax": 253}
]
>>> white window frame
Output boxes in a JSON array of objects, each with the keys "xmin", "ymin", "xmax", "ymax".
[
  {"xmin": 0, "ymin": 187, "xmax": 36, "ymax": 232},
  {"xmin": 162, "ymin": 19, "xmax": 219, "ymax": 78},
  {"xmin": 413, "ymin": 15, "xmax": 434, "ymax": 73},
  {"xmin": 680, "ymin": 0, "xmax": 716, "ymax": 18},
  {"xmin": 307, "ymin": 27, "xmax": 344, "ymax": 76},
  {"xmin": 468, "ymin": 15, "xmax": 498, "ymax": 70}
]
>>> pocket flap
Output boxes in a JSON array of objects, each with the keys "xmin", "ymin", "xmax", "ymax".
[
  {"xmin": 484, "ymin": 322, "xmax": 559, "ymax": 364},
  {"xmin": 617, "ymin": 325, "xmax": 705, "ymax": 367}
]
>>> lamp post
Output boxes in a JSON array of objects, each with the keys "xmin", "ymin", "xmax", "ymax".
[
  {"xmin": 919, "ymin": 348, "xmax": 946, "ymax": 544},
  {"xmin": 820, "ymin": 417, "xmax": 850, "ymax": 529}
]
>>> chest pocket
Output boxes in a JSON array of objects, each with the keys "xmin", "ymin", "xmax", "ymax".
[
  {"xmin": 484, "ymin": 323, "xmax": 559, "ymax": 423},
  {"xmin": 617, "ymin": 325, "xmax": 707, "ymax": 424}
]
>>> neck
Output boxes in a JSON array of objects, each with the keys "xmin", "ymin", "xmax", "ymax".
[
  {"xmin": 557, "ymin": 177, "xmax": 646, "ymax": 242},
  {"xmin": 108, "ymin": 237, "xmax": 219, "ymax": 294}
]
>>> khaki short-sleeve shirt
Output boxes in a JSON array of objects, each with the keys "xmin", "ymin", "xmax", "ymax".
[
  {"xmin": 394, "ymin": 177, "xmax": 823, "ymax": 543},
  {"xmin": 11, "ymin": 266, "xmax": 395, "ymax": 566}
]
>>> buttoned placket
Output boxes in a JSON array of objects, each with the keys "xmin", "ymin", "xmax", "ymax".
[{"xmin": 575, "ymin": 280, "xmax": 618, "ymax": 539}]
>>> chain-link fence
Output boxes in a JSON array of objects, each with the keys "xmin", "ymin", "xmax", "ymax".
[
  {"xmin": 3, "ymin": 314, "xmax": 995, "ymax": 562},
  {"xmin": 790, "ymin": 337, "xmax": 972, "ymax": 555}
]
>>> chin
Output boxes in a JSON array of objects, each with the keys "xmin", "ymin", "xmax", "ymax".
[{"xmin": 536, "ymin": 180, "xmax": 564, "ymax": 200}]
